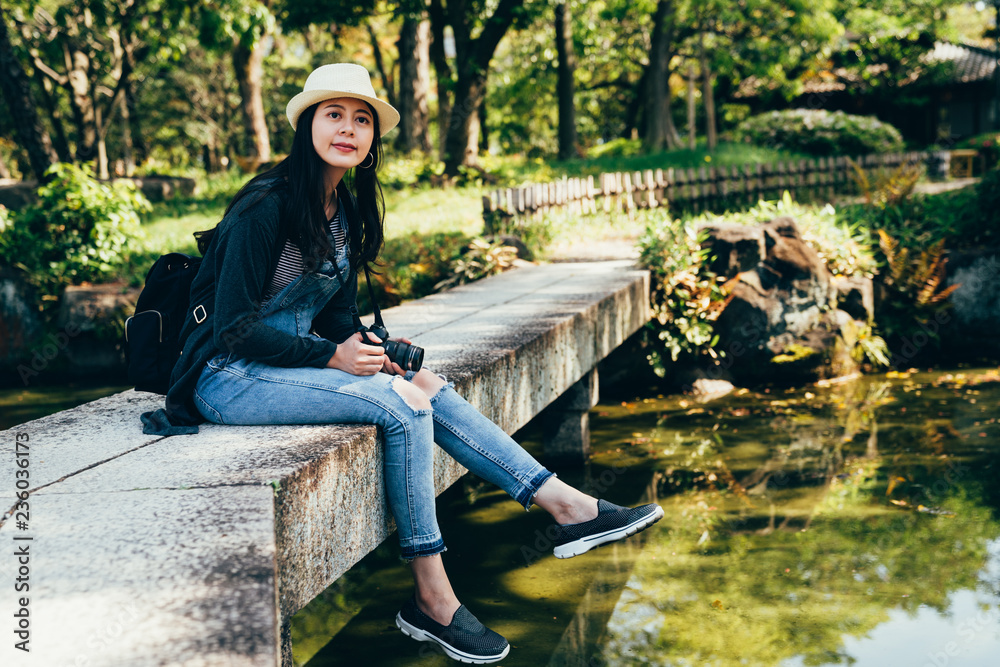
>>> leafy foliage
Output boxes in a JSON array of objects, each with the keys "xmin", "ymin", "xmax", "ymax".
[
  {"xmin": 434, "ymin": 238, "xmax": 520, "ymax": 291},
  {"xmin": 846, "ymin": 157, "xmax": 922, "ymax": 209},
  {"xmin": 838, "ymin": 164, "xmax": 996, "ymax": 252},
  {"xmin": 735, "ymin": 109, "xmax": 905, "ymax": 157},
  {"xmin": 0, "ymin": 163, "xmax": 150, "ymax": 311},
  {"xmin": 839, "ymin": 318, "xmax": 891, "ymax": 369},
  {"xmin": 875, "ymin": 229, "xmax": 959, "ymax": 350},
  {"xmin": 974, "ymin": 166, "xmax": 1000, "ymax": 232},
  {"xmin": 637, "ymin": 217, "xmax": 734, "ymax": 374},
  {"xmin": 360, "ymin": 231, "xmax": 472, "ymax": 313}
]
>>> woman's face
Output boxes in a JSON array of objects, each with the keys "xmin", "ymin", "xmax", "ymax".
[{"xmin": 311, "ymin": 97, "xmax": 376, "ymax": 172}]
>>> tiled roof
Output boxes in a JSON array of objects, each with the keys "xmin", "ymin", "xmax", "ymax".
[
  {"xmin": 734, "ymin": 42, "xmax": 997, "ymax": 99},
  {"xmin": 926, "ymin": 42, "xmax": 996, "ymax": 84}
]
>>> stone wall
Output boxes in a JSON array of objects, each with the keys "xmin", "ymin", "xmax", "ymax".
[{"xmin": 0, "ymin": 275, "xmax": 139, "ymax": 385}]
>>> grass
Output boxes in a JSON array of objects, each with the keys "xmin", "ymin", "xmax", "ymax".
[
  {"xmin": 480, "ymin": 140, "xmax": 813, "ymax": 186},
  {"xmin": 137, "ymin": 141, "xmax": 810, "ymax": 258},
  {"xmin": 138, "ymin": 171, "xmax": 484, "ymax": 255}
]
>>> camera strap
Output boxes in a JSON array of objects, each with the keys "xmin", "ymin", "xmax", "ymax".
[
  {"xmin": 361, "ymin": 263, "xmax": 385, "ymax": 329},
  {"xmin": 325, "ymin": 191, "xmax": 385, "ymax": 332},
  {"xmin": 327, "ymin": 250, "xmax": 384, "ymax": 331}
]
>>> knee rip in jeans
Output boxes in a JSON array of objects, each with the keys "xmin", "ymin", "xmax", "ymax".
[
  {"xmin": 391, "ymin": 376, "xmax": 432, "ymax": 413},
  {"xmin": 426, "ymin": 377, "xmax": 455, "ymax": 404}
]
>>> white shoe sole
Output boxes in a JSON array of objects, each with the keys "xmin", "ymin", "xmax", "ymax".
[
  {"xmin": 396, "ymin": 613, "xmax": 511, "ymax": 664},
  {"xmin": 553, "ymin": 504, "xmax": 665, "ymax": 559}
]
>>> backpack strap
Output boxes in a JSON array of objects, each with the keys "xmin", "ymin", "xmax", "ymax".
[{"xmin": 188, "ymin": 203, "xmax": 290, "ymax": 327}]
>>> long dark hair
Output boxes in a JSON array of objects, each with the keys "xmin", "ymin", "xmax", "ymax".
[{"xmin": 194, "ymin": 100, "xmax": 386, "ymax": 274}]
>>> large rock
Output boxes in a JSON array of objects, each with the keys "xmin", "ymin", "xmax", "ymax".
[
  {"xmin": 701, "ymin": 216, "xmax": 860, "ymax": 385},
  {"xmin": 57, "ymin": 282, "xmax": 140, "ymax": 370},
  {"xmin": 0, "ymin": 271, "xmax": 42, "ymax": 367},
  {"xmin": 832, "ymin": 275, "xmax": 875, "ymax": 322},
  {"xmin": 698, "ymin": 222, "xmax": 764, "ymax": 276},
  {"xmin": 942, "ymin": 248, "xmax": 1000, "ymax": 361}
]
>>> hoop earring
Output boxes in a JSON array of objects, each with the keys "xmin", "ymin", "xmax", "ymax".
[{"xmin": 359, "ymin": 153, "xmax": 375, "ymax": 169}]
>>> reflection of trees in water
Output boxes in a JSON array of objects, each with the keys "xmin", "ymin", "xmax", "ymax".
[
  {"xmin": 600, "ymin": 486, "xmax": 1000, "ymax": 665},
  {"xmin": 600, "ymin": 376, "xmax": 1000, "ymax": 666}
]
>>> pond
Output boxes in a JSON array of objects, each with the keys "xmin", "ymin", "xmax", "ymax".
[
  {"xmin": 0, "ymin": 380, "xmax": 132, "ymax": 430},
  {"xmin": 292, "ymin": 367, "xmax": 1000, "ymax": 666}
]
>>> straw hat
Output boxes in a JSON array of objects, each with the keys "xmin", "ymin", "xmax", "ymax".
[{"xmin": 285, "ymin": 63, "xmax": 400, "ymax": 136}]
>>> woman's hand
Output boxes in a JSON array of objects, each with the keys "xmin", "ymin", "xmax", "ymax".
[
  {"xmin": 326, "ymin": 332, "xmax": 387, "ymax": 375},
  {"xmin": 379, "ymin": 337, "xmax": 413, "ymax": 376}
]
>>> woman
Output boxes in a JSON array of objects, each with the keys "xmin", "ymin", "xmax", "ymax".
[{"xmin": 142, "ymin": 63, "xmax": 663, "ymax": 663}]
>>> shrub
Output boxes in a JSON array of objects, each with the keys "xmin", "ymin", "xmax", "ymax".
[
  {"xmin": 637, "ymin": 217, "xmax": 733, "ymax": 374},
  {"xmin": 960, "ymin": 132, "xmax": 1000, "ymax": 171},
  {"xmin": 586, "ymin": 138, "xmax": 643, "ymax": 159},
  {"xmin": 735, "ymin": 109, "xmax": 905, "ymax": 157},
  {"xmin": 379, "ymin": 155, "xmax": 442, "ymax": 190},
  {"xmin": 875, "ymin": 230, "xmax": 959, "ymax": 360},
  {"xmin": 360, "ymin": 231, "xmax": 472, "ymax": 314},
  {"xmin": 0, "ymin": 163, "xmax": 150, "ymax": 310},
  {"xmin": 838, "ymin": 164, "xmax": 993, "ymax": 252},
  {"xmin": 434, "ymin": 237, "xmax": 520, "ymax": 291},
  {"xmin": 975, "ymin": 167, "xmax": 1000, "ymax": 232}
]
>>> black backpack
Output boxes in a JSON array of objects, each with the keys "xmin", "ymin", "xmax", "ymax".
[{"xmin": 124, "ymin": 253, "xmax": 202, "ymax": 394}]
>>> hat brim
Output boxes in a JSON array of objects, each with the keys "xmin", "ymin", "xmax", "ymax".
[{"xmin": 286, "ymin": 90, "xmax": 400, "ymax": 137}]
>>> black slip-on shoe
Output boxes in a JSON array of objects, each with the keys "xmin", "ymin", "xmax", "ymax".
[
  {"xmin": 396, "ymin": 597, "xmax": 510, "ymax": 664},
  {"xmin": 551, "ymin": 499, "xmax": 665, "ymax": 559}
]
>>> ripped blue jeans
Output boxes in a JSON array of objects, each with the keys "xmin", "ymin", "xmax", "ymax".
[{"xmin": 192, "ymin": 251, "xmax": 554, "ymax": 559}]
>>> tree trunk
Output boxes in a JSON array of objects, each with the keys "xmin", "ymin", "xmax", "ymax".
[
  {"xmin": 122, "ymin": 33, "xmax": 147, "ymax": 167},
  {"xmin": 95, "ymin": 100, "xmax": 109, "ymax": 179},
  {"xmin": 36, "ymin": 73, "xmax": 72, "ymax": 162},
  {"xmin": 124, "ymin": 74, "xmax": 146, "ymax": 167},
  {"xmin": 67, "ymin": 47, "xmax": 98, "ymax": 163},
  {"xmin": 699, "ymin": 32, "xmax": 717, "ymax": 151},
  {"xmin": 442, "ymin": 0, "xmax": 525, "ymax": 176},
  {"xmin": 644, "ymin": 0, "xmax": 681, "ymax": 152},
  {"xmin": 443, "ymin": 74, "xmax": 486, "ymax": 172},
  {"xmin": 555, "ymin": 2, "xmax": 578, "ymax": 160},
  {"xmin": 0, "ymin": 4, "xmax": 56, "ymax": 181},
  {"xmin": 477, "ymin": 95, "xmax": 488, "ymax": 154},
  {"xmin": 233, "ymin": 39, "xmax": 271, "ymax": 165},
  {"xmin": 687, "ymin": 61, "xmax": 696, "ymax": 150},
  {"xmin": 623, "ymin": 66, "xmax": 647, "ymax": 139},
  {"xmin": 395, "ymin": 17, "xmax": 432, "ymax": 154},
  {"xmin": 367, "ymin": 21, "xmax": 395, "ymax": 109},
  {"xmin": 427, "ymin": 0, "xmax": 453, "ymax": 160},
  {"xmin": 120, "ymin": 94, "xmax": 133, "ymax": 176}
]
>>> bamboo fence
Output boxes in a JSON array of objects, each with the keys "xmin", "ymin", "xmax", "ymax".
[{"xmin": 482, "ymin": 151, "xmax": 930, "ymax": 231}]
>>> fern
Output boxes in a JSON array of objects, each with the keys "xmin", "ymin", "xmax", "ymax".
[{"xmin": 875, "ymin": 229, "xmax": 960, "ymax": 353}]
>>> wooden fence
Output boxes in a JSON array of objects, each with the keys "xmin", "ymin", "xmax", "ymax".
[{"xmin": 482, "ymin": 151, "xmax": 930, "ymax": 230}]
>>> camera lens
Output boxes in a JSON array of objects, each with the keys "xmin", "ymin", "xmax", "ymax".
[{"xmin": 384, "ymin": 340, "xmax": 424, "ymax": 372}]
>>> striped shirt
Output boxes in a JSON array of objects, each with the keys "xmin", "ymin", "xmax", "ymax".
[{"xmin": 263, "ymin": 206, "xmax": 346, "ymax": 301}]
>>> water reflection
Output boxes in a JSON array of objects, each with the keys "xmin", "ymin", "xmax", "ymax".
[
  {"xmin": 586, "ymin": 369, "xmax": 1000, "ymax": 667},
  {"xmin": 297, "ymin": 369, "xmax": 1000, "ymax": 666}
]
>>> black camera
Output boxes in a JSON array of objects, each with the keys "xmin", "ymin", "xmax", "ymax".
[{"xmin": 359, "ymin": 324, "xmax": 424, "ymax": 372}]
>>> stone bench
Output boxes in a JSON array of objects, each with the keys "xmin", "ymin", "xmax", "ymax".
[{"xmin": 0, "ymin": 259, "xmax": 649, "ymax": 666}]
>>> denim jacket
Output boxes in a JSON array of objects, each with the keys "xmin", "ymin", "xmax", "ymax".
[{"xmin": 140, "ymin": 182, "xmax": 359, "ymax": 436}]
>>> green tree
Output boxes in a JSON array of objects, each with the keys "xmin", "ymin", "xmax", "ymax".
[{"xmin": 0, "ymin": 0, "xmax": 55, "ymax": 180}]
